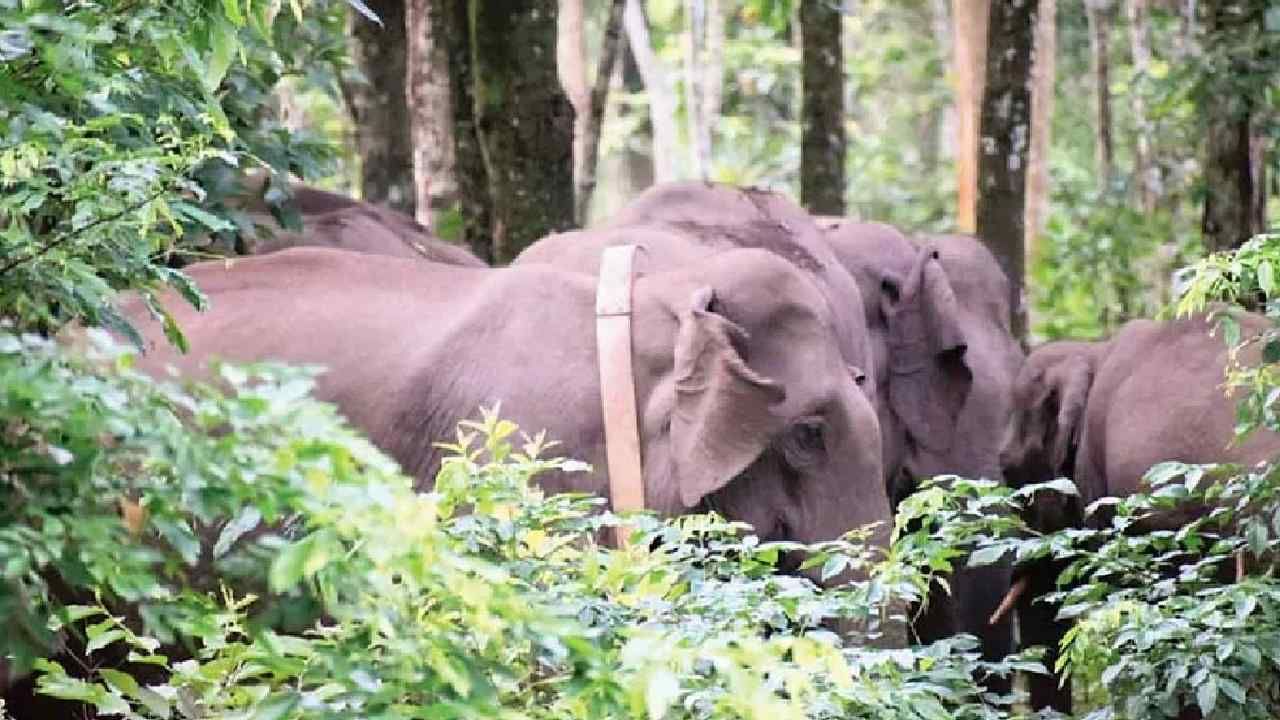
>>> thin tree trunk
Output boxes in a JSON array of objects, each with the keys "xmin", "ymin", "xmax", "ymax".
[
  {"xmin": 682, "ymin": 0, "xmax": 708, "ymax": 180},
  {"xmin": 1201, "ymin": 0, "xmax": 1267, "ymax": 253},
  {"xmin": 700, "ymin": 0, "xmax": 724, "ymax": 173},
  {"xmin": 1025, "ymin": 0, "xmax": 1056, "ymax": 258},
  {"xmin": 1127, "ymin": 0, "xmax": 1158, "ymax": 211},
  {"xmin": 558, "ymin": 0, "xmax": 589, "ymax": 189},
  {"xmin": 953, "ymin": 0, "xmax": 990, "ymax": 233},
  {"xmin": 344, "ymin": 0, "xmax": 415, "ymax": 214},
  {"xmin": 470, "ymin": 0, "xmax": 576, "ymax": 263},
  {"xmin": 619, "ymin": 37, "xmax": 656, "ymax": 196},
  {"xmin": 1086, "ymin": 0, "xmax": 1114, "ymax": 186},
  {"xmin": 976, "ymin": 0, "xmax": 1038, "ymax": 341},
  {"xmin": 575, "ymin": 0, "xmax": 628, "ymax": 223},
  {"xmin": 407, "ymin": 0, "xmax": 457, "ymax": 232},
  {"xmin": 799, "ymin": 0, "xmax": 846, "ymax": 215},
  {"xmin": 922, "ymin": 0, "xmax": 953, "ymax": 170},
  {"xmin": 623, "ymin": 0, "xmax": 678, "ymax": 183},
  {"xmin": 449, "ymin": 0, "xmax": 494, "ymax": 261}
]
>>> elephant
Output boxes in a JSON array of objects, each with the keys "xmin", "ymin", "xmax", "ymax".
[
  {"xmin": 124, "ymin": 245, "xmax": 891, "ymax": 562},
  {"xmin": 191, "ymin": 175, "xmax": 485, "ymax": 267},
  {"xmin": 516, "ymin": 181, "xmax": 879, "ymax": 411},
  {"xmin": 1000, "ymin": 310, "xmax": 1280, "ymax": 714},
  {"xmin": 819, "ymin": 221, "xmax": 1024, "ymax": 684}
]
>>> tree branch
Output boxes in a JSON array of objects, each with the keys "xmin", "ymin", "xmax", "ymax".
[{"xmin": 0, "ymin": 189, "xmax": 169, "ymax": 277}]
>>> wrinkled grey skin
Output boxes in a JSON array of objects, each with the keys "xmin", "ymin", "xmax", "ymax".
[
  {"xmin": 1002, "ymin": 311, "xmax": 1280, "ymax": 713},
  {"xmin": 518, "ymin": 181, "xmax": 880, "ymax": 410},
  {"xmin": 819, "ymin": 221, "xmax": 1024, "ymax": 687},
  {"xmin": 209, "ymin": 178, "xmax": 485, "ymax": 266},
  {"xmin": 125, "ymin": 246, "xmax": 889, "ymax": 571}
]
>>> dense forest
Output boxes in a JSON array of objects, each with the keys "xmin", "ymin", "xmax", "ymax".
[{"xmin": 2, "ymin": 1, "xmax": 1280, "ymax": 719}]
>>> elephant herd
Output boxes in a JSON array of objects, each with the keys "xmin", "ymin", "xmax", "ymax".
[{"xmin": 25, "ymin": 180, "xmax": 1279, "ymax": 716}]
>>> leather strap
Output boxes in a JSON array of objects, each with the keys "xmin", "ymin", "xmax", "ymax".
[{"xmin": 596, "ymin": 245, "xmax": 644, "ymax": 547}]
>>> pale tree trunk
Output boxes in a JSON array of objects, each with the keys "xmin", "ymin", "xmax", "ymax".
[
  {"xmin": 1201, "ymin": 0, "xmax": 1268, "ymax": 253},
  {"xmin": 953, "ymin": 0, "xmax": 990, "ymax": 233},
  {"xmin": 799, "ymin": 0, "xmax": 846, "ymax": 215},
  {"xmin": 471, "ymin": 0, "xmax": 576, "ymax": 263},
  {"xmin": 344, "ymin": 0, "xmax": 415, "ymax": 214},
  {"xmin": 1127, "ymin": 0, "xmax": 1158, "ymax": 211},
  {"xmin": 1085, "ymin": 0, "xmax": 1114, "ymax": 186},
  {"xmin": 682, "ymin": 0, "xmax": 708, "ymax": 180},
  {"xmin": 575, "ymin": 0, "xmax": 628, "ymax": 223},
  {"xmin": 619, "ymin": 40, "xmax": 656, "ymax": 196},
  {"xmin": 558, "ymin": 0, "xmax": 589, "ymax": 188},
  {"xmin": 700, "ymin": 0, "xmax": 724, "ymax": 171},
  {"xmin": 407, "ymin": 0, "xmax": 457, "ymax": 231},
  {"xmin": 976, "ymin": 0, "xmax": 1038, "ymax": 342},
  {"xmin": 1025, "ymin": 0, "xmax": 1056, "ymax": 259},
  {"xmin": 923, "ymin": 0, "xmax": 954, "ymax": 170},
  {"xmin": 623, "ymin": 0, "xmax": 679, "ymax": 183}
]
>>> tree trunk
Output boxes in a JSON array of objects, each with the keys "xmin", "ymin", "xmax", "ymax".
[
  {"xmin": 921, "ymin": 0, "xmax": 953, "ymax": 172},
  {"xmin": 799, "ymin": 0, "xmax": 846, "ymax": 215},
  {"xmin": 407, "ymin": 0, "xmax": 457, "ymax": 232},
  {"xmin": 344, "ymin": 0, "xmax": 415, "ymax": 214},
  {"xmin": 575, "ymin": 0, "xmax": 628, "ymax": 224},
  {"xmin": 953, "ymin": 0, "xmax": 990, "ymax": 233},
  {"xmin": 682, "ymin": 0, "xmax": 707, "ymax": 180},
  {"xmin": 558, "ymin": 0, "xmax": 589, "ymax": 171},
  {"xmin": 618, "ymin": 37, "xmax": 656, "ymax": 197},
  {"xmin": 470, "ymin": 0, "xmax": 576, "ymax": 263},
  {"xmin": 623, "ymin": 0, "xmax": 679, "ymax": 183},
  {"xmin": 1201, "ymin": 0, "xmax": 1268, "ymax": 253},
  {"xmin": 976, "ymin": 0, "xmax": 1038, "ymax": 341},
  {"xmin": 1025, "ymin": 0, "xmax": 1056, "ymax": 260},
  {"xmin": 1086, "ymin": 0, "xmax": 1114, "ymax": 186},
  {"xmin": 1127, "ymin": 0, "xmax": 1158, "ymax": 211}
]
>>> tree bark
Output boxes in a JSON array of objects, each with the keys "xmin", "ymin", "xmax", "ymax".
[
  {"xmin": 407, "ymin": 0, "xmax": 457, "ymax": 231},
  {"xmin": 558, "ymin": 0, "xmax": 589, "ymax": 202},
  {"xmin": 618, "ymin": 37, "xmax": 656, "ymax": 196},
  {"xmin": 1126, "ymin": 0, "xmax": 1158, "ymax": 211},
  {"xmin": 344, "ymin": 0, "xmax": 415, "ymax": 214},
  {"xmin": 799, "ymin": 0, "xmax": 846, "ymax": 215},
  {"xmin": 623, "ymin": 0, "xmax": 679, "ymax": 183},
  {"xmin": 1025, "ymin": 0, "xmax": 1056, "ymax": 258},
  {"xmin": 575, "ymin": 0, "xmax": 628, "ymax": 224},
  {"xmin": 953, "ymin": 0, "xmax": 990, "ymax": 233},
  {"xmin": 1085, "ymin": 0, "xmax": 1114, "ymax": 187},
  {"xmin": 976, "ymin": 0, "xmax": 1038, "ymax": 341},
  {"xmin": 1201, "ymin": 0, "xmax": 1268, "ymax": 253},
  {"xmin": 470, "ymin": 0, "xmax": 576, "ymax": 263}
]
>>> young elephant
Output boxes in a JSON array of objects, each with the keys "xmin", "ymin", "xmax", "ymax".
[
  {"xmin": 125, "ymin": 246, "xmax": 890, "ymax": 566},
  {"xmin": 1001, "ymin": 311, "xmax": 1280, "ymax": 713},
  {"xmin": 193, "ymin": 176, "xmax": 485, "ymax": 267},
  {"xmin": 821, "ymin": 221, "xmax": 1023, "ymax": 683}
]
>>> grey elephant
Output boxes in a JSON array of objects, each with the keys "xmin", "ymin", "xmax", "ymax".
[
  {"xmin": 124, "ymin": 246, "xmax": 891, "ymax": 564},
  {"xmin": 819, "ymin": 220, "xmax": 1024, "ymax": 684},
  {"xmin": 517, "ymin": 182, "xmax": 879, "ymax": 401},
  {"xmin": 1001, "ymin": 310, "xmax": 1280, "ymax": 713},
  {"xmin": 195, "ymin": 175, "xmax": 485, "ymax": 267}
]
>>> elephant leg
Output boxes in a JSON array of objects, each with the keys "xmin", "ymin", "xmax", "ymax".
[
  {"xmin": 957, "ymin": 561, "xmax": 1015, "ymax": 696},
  {"xmin": 1016, "ymin": 558, "xmax": 1073, "ymax": 713}
]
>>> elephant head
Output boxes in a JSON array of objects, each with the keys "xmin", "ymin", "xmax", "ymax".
[
  {"xmin": 820, "ymin": 222, "xmax": 977, "ymax": 499},
  {"xmin": 1000, "ymin": 341, "xmax": 1101, "ymax": 532},
  {"xmin": 631, "ymin": 248, "xmax": 890, "ymax": 563}
]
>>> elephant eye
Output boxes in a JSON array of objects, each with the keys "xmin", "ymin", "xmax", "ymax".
[
  {"xmin": 793, "ymin": 418, "xmax": 826, "ymax": 455},
  {"xmin": 880, "ymin": 276, "xmax": 901, "ymax": 303}
]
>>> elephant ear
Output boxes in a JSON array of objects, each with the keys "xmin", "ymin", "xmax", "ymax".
[
  {"xmin": 671, "ymin": 287, "xmax": 787, "ymax": 509},
  {"xmin": 883, "ymin": 245, "xmax": 973, "ymax": 453},
  {"xmin": 1049, "ymin": 357, "xmax": 1093, "ymax": 474}
]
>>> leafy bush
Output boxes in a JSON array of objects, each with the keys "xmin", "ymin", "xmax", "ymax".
[{"xmin": 0, "ymin": 328, "xmax": 1059, "ymax": 720}]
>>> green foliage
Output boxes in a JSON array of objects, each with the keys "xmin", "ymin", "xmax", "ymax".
[
  {"xmin": 0, "ymin": 0, "xmax": 352, "ymax": 337},
  {"xmin": 1, "ymin": 329, "xmax": 1061, "ymax": 720}
]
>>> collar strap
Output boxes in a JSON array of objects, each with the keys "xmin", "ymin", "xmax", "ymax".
[{"xmin": 595, "ymin": 244, "xmax": 644, "ymax": 547}]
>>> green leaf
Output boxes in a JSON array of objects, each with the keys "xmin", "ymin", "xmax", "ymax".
[
  {"xmin": 99, "ymin": 669, "xmax": 141, "ymax": 699},
  {"xmin": 1258, "ymin": 260, "xmax": 1276, "ymax": 295},
  {"xmin": 204, "ymin": 17, "xmax": 239, "ymax": 93},
  {"xmin": 1197, "ymin": 676, "xmax": 1218, "ymax": 716},
  {"xmin": 345, "ymin": 0, "xmax": 383, "ymax": 26},
  {"xmin": 645, "ymin": 669, "xmax": 680, "ymax": 720},
  {"xmin": 222, "ymin": 0, "xmax": 245, "ymax": 26},
  {"xmin": 214, "ymin": 506, "xmax": 263, "ymax": 558},
  {"xmin": 250, "ymin": 691, "xmax": 300, "ymax": 720},
  {"xmin": 966, "ymin": 545, "xmax": 1008, "ymax": 567}
]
